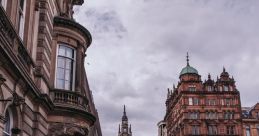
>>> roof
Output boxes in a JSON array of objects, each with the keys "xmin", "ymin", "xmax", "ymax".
[{"xmin": 180, "ymin": 65, "xmax": 198, "ymax": 76}]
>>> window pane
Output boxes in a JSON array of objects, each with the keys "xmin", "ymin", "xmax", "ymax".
[
  {"xmin": 66, "ymin": 48, "xmax": 74, "ymax": 58},
  {"xmin": 65, "ymin": 81, "xmax": 71, "ymax": 90},
  {"xmin": 58, "ymin": 46, "xmax": 66, "ymax": 56},
  {"xmin": 56, "ymin": 79, "xmax": 64, "ymax": 89},
  {"xmin": 65, "ymin": 70, "xmax": 71, "ymax": 80},
  {"xmin": 57, "ymin": 57, "xmax": 65, "ymax": 68},
  {"xmin": 189, "ymin": 98, "xmax": 193, "ymax": 105},
  {"xmin": 57, "ymin": 68, "xmax": 65, "ymax": 79},
  {"xmin": 65, "ymin": 59, "xmax": 72, "ymax": 69}
]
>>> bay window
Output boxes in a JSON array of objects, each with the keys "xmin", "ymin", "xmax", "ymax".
[{"xmin": 56, "ymin": 45, "xmax": 75, "ymax": 90}]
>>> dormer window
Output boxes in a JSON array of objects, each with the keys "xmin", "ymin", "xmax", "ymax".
[
  {"xmin": 219, "ymin": 86, "xmax": 223, "ymax": 91},
  {"xmin": 56, "ymin": 44, "xmax": 75, "ymax": 90},
  {"xmin": 224, "ymin": 85, "xmax": 229, "ymax": 91},
  {"xmin": 18, "ymin": 0, "xmax": 26, "ymax": 39},
  {"xmin": 207, "ymin": 86, "xmax": 212, "ymax": 91}
]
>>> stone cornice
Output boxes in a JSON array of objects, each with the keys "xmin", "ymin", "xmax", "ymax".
[{"xmin": 53, "ymin": 16, "xmax": 92, "ymax": 47}]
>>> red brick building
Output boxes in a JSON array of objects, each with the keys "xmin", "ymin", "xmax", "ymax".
[
  {"xmin": 242, "ymin": 103, "xmax": 259, "ymax": 136},
  {"xmin": 164, "ymin": 54, "xmax": 243, "ymax": 136}
]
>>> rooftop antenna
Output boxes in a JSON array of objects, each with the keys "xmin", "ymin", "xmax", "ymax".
[{"xmin": 186, "ymin": 52, "xmax": 190, "ymax": 66}]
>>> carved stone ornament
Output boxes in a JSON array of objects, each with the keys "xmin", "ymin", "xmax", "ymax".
[{"xmin": 48, "ymin": 123, "xmax": 89, "ymax": 136}]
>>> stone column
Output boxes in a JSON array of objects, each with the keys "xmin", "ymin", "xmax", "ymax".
[{"xmin": 75, "ymin": 45, "xmax": 83, "ymax": 93}]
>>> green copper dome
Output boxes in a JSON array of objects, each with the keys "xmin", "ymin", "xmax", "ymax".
[
  {"xmin": 180, "ymin": 65, "xmax": 198, "ymax": 76},
  {"xmin": 180, "ymin": 52, "xmax": 198, "ymax": 76}
]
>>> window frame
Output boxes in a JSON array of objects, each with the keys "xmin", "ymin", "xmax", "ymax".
[
  {"xmin": 224, "ymin": 85, "xmax": 229, "ymax": 91},
  {"xmin": 245, "ymin": 126, "xmax": 251, "ymax": 136},
  {"xmin": 207, "ymin": 86, "xmax": 212, "ymax": 91},
  {"xmin": 188, "ymin": 85, "xmax": 196, "ymax": 91},
  {"xmin": 208, "ymin": 125, "xmax": 217, "ymax": 135},
  {"xmin": 188, "ymin": 98, "xmax": 193, "ymax": 105},
  {"xmin": 18, "ymin": 0, "xmax": 26, "ymax": 39},
  {"xmin": 3, "ymin": 109, "xmax": 13, "ymax": 136},
  {"xmin": 191, "ymin": 125, "xmax": 200, "ymax": 135},
  {"xmin": 226, "ymin": 126, "xmax": 235, "ymax": 135},
  {"xmin": 55, "ymin": 44, "xmax": 76, "ymax": 91},
  {"xmin": 193, "ymin": 98, "xmax": 199, "ymax": 105}
]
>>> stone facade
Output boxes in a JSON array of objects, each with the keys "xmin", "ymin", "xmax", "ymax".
[{"xmin": 0, "ymin": 0, "xmax": 101, "ymax": 136}]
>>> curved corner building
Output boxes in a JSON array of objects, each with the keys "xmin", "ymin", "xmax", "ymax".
[{"xmin": 0, "ymin": 0, "xmax": 102, "ymax": 136}]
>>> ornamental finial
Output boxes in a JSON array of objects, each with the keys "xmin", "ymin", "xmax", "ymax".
[{"xmin": 186, "ymin": 52, "xmax": 190, "ymax": 66}]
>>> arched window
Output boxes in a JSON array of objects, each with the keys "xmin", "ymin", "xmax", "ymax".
[
  {"xmin": 3, "ymin": 109, "xmax": 12, "ymax": 136},
  {"xmin": 56, "ymin": 44, "xmax": 75, "ymax": 90}
]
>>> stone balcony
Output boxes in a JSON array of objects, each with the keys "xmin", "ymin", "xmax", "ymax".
[{"xmin": 50, "ymin": 89, "xmax": 89, "ymax": 111}]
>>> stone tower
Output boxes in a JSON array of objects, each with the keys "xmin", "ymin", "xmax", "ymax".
[{"xmin": 118, "ymin": 105, "xmax": 132, "ymax": 136}]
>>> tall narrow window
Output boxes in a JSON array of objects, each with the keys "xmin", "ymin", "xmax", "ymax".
[
  {"xmin": 219, "ymin": 86, "xmax": 223, "ymax": 91},
  {"xmin": 56, "ymin": 45, "xmax": 75, "ymax": 90},
  {"xmin": 18, "ymin": 0, "xmax": 26, "ymax": 39},
  {"xmin": 256, "ymin": 112, "xmax": 259, "ymax": 119},
  {"xmin": 208, "ymin": 125, "xmax": 217, "ymax": 135},
  {"xmin": 189, "ymin": 98, "xmax": 193, "ymax": 105},
  {"xmin": 3, "ymin": 110, "xmax": 11, "ymax": 136},
  {"xmin": 207, "ymin": 86, "xmax": 212, "ymax": 91},
  {"xmin": 193, "ymin": 98, "xmax": 199, "ymax": 105},
  {"xmin": 224, "ymin": 85, "xmax": 229, "ymax": 91},
  {"xmin": 246, "ymin": 126, "xmax": 250, "ymax": 136},
  {"xmin": 226, "ymin": 126, "xmax": 235, "ymax": 135},
  {"xmin": 225, "ymin": 98, "xmax": 231, "ymax": 106},
  {"xmin": 1, "ymin": 0, "xmax": 7, "ymax": 10},
  {"xmin": 192, "ymin": 125, "xmax": 199, "ymax": 135}
]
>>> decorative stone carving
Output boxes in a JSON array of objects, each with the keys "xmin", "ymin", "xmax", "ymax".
[{"xmin": 48, "ymin": 123, "xmax": 89, "ymax": 136}]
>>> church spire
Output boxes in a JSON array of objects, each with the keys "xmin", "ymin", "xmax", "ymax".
[{"xmin": 118, "ymin": 105, "xmax": 132, "ymax": 136}]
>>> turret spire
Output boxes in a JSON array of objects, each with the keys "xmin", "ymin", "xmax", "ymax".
[{"xmin": 122, "ymin": 105, "xmax": 128, "ymax": 121}]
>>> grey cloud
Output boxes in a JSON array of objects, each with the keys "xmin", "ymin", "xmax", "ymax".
[{"xmin": 75, "ymin": 0, "xmax": 259, "ymax": 136}]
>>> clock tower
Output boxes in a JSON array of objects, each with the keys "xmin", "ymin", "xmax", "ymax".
[{"xmin": 118, "ymin": 105, "xmax": 132, "ymax": 136}]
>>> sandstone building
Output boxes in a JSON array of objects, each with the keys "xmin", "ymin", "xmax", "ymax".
[
  {"xmin": 118, "ymin": 106, "xmax": 132, "ymax": 136},
  {"xmin": 0, "ymin": 0, "xmax": 101, "ymax": 135}
]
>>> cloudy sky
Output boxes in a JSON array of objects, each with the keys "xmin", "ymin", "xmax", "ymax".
[{"xmin": 74, "ymin": 0, "xmax": 259, "ymax": 135}]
